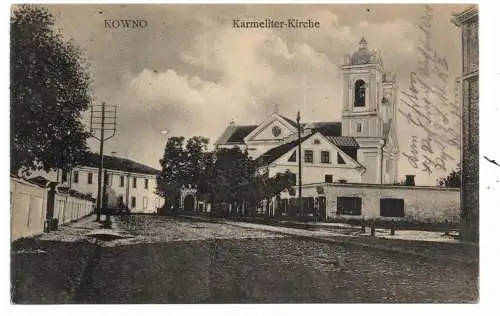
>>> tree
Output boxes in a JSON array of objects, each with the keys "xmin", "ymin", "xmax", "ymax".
[
  {"xmin": 156, "ymin": 136, "xmax": 213, "ymax": 211},
  {"xmin": 438, "ymin": 165, "xmax": 461, "ymax": 188},
  {"xmin": 204, "ymin": 147, "xmax": 296, "ymax": 218},
  {"xmin": 252, "ymin": 170, "xmax": 296, "ymax": 217},
  {"xmin": 11, "ymin": 5, "xmax": 93, "ymax": 175},
  {"xmin": 204, "ymin": 147, "xmax": 256, "ymax": 216}
]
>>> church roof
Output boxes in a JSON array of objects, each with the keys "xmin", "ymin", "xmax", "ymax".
[
  {"xmin": 349, "ymin": 37, "xmax": 382, "ymax": 66},
  {"xmin": 325, "ymin": 136, "xmax": 359, "ymax": 148},
  {"xmin": 306, "ymin": 122, "xmax": 342, "ymax": 136},
  {"xmin": 257, "ymin": 133, "xmax": 315, "ymax": 166},
  {"xmin": 216, "ymin": 119, "xmax": 343, "ymax": 146},
  {"xmin": 214, "ymin": 124, "xmax": 258, "ymax": 145},
  {"xmin": 278, "ymin": 115, "xmax": 299, "ymax": 128},
  {"xmin": 257, "ymin": 133, "xmax": 360, "ymax": 167}
]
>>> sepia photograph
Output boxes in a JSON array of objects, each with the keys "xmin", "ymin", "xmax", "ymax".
[{"xmin": 9, "ymin": 2, "xmax": 480, "ymax": 304}]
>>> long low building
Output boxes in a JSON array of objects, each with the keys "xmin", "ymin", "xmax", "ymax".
[
  {"xmin": 28, "ymin": 153, "xmax": 164, "ymax": 214},
  {"xmin": 278, "ymin": 180, "xmax": 460, "ymax": 223}
]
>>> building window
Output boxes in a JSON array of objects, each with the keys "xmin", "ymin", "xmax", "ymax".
[
  {"xmin": 143, "ymin": 197, "xmax": 149, "ymax": 209},
  {"xmin": 120, "ymin": 176, "xmax": 125, "ymax": 187},
  {"xmin": 337, "ymin": 197, "xmax": 362, "ymax": 215},
  {"xmin": 304, "ymin": 150, "xmax": 313, "ymax": 163},
  {"xmin": 386, "ymin": 159, "xmax": 390, "ymax": 172},
  {"xmin": 357, "ymin": 122, "xmax": 362, "ymax": 133},
  {"xmin": 354, "ymin": 80, "xmax": 366, "ymax": 107},
  {"xmin": 62, "ymin": 170, "xmax": 68, "ymax": 183},
  {"xmin": 320, "ymin": 151, "xmax": 330, "ymax": 163},
  {"xmin": 131, "ymin": 196, "xmax": 136, "ymax": 208},
  {"xmin": 380, "ymin": 198, "xmax": 404, "ymax": 217},
  {"xmin": 288, "ymin": 151, "xmax": 297, "ymax": 162},
  {"xmin": 325, "ymin": 175, "xmax": 333, "ymax": 183},
  {"xmin": 73, "ymin": 171, "xmax": 79, "ymax": 184},
  {"xmin": 105, "ymin": 173, "xmax": 113, "ymax": 186},
  {"xmin": 337, "ymin": 153, "xmax": 346, "ymax": 164},
  {"xmin": 144, "ymin": 179, "xmax": 149, "ymax": 189},
  {"xmin": 87, "ymin": 172, "xmax": 93, "ymax": 184},
  {"xmin": 132, "ymin": 177, "xmax": 137, "ymax": 188}
]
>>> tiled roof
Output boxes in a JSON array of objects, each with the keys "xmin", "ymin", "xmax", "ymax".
[
  {"xmin": 214, "ymin": 125, "xmax": 257, "ymax": 145},
  {"xmin": 257, "ymin": 133, "xmax": 315, "ymax": 166},
  {"xmin": 227, "ymin": 125, "xmax": 257, "ymax": 143},
  {"xmin": 325, "ymin": 136, "xmax": 359, "ymax": 148},
  {"xmin": 258, "ymin": 133, "xmax": 361, "ymax": 166},
  {"xmin": 81, "ymin": 153, "xmax": 161, "ymax": 175},
  {"xmin": 215, "ymin": 121, "xmax": 342, "ymax": 146}
]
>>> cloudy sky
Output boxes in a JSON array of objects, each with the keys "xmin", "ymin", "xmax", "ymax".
[{"xmin": 44, "ymin": 3, "xmax": 470, "ymax": 185}]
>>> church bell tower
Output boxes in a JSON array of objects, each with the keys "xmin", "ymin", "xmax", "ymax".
[{"xmin": 341, "ymin": 37, "xmax": 399, "ymax": 184}]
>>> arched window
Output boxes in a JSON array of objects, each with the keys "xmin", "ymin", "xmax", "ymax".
[{"xmin": 354, "ymin": 80, "xmax": 366, "ymax": 107}]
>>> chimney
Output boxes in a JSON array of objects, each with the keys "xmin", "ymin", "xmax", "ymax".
[{"xmin": 405, "ymin": 175, "xmax": 415, "ymax": 186}]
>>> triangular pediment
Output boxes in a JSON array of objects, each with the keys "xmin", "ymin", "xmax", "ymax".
[
  {"xmin": 244, "ymin": 114, "xmax": 297, "ymax": 142},
  {"xmin": 269, "ymin": 132, "xmax": 365, "ymax": 170}
]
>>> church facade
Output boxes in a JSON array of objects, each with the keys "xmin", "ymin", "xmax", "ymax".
[{"xmin": 215, "ymin": 38, "xmax": 400, "ymax": 186}]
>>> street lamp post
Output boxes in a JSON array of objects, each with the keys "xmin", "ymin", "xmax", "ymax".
[{"xmin": 296, "ymin": 111, "xmax": 303, "ymax": 218}]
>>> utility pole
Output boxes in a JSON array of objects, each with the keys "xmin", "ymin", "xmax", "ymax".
[
  {"xmin": 90, "ymin": 102, "xmax": 117, "ymax": 223},
  {"xmin": 296, "ymin": 111, "xmax": 303, "ymax": 217}
]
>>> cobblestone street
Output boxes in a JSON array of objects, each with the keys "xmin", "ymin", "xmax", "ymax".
[{"xmin": 11, "ymin": 215, "xmax": 478, "ymax": 304}]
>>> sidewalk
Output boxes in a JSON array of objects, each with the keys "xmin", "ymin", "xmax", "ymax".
[
  {"xmin": 180, "ymin": 214, "xmax": 478, "ymax": 265},
  {"xmin": 25, "ymin": 215, "xmax": 130, "ymax": 245},
  {"xmin": 279, "ymin": 220, "xmax": 464, "ymax": 243}
]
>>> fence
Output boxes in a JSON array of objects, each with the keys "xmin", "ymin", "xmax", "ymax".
[
  {"xmin": 10, "ymin": 176, "xmax": 96, "ymax": 242},
  {"xmin": 53, "ymin": 189, "xmax": 95, "ymax": 225},
  {"xmin": 10, "ymin": 176, "xmax": 49, "ymax": 242}
]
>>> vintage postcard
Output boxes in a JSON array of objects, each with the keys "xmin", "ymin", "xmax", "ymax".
[{"xmin": 10, "ymin": 3, "xmax": 479, "ymax": 304}]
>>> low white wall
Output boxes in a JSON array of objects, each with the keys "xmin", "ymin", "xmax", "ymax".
[
  {"xmin": 11, "ymin": 176, "xmax": 97, "ymax": 242},
  {"xmin": 281, "ymin": 183, "xmax": 460, "ymax": 223},
  {"xmin": 10, "ymin": 177, "xmax": 48, "ymax": 242},
  {"xmin": 54, "ymin": 194, "xmax": 94, "ymax": 225}
]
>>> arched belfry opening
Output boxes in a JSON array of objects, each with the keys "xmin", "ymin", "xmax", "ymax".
[{"xmin": 354, "ymin": 79, "xmax": 366, "ymax": 107}]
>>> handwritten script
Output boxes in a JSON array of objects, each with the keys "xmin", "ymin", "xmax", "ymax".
[{"xmin": 399, "ymin": 5, "xmax": 461, "ymax": 176}]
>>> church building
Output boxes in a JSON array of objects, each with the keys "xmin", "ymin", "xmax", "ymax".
[{"xmin": 214, "ymin": 38, "xmax": 400, "ymax": 185}]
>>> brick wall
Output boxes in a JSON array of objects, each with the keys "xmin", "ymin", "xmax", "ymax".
[
  {"xmin": 458, "ymin": 9, "xmax": 479, "ymax": 242},
  {"xmin": 462, "ymin": 75, "xmax": 479, "ymax": 240}
]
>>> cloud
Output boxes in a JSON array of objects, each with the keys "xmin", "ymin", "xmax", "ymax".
[
  {"xmin": 71, "ymin": 4, "xmax": 462, "ymax": 185},
  {"xmin": 110, "ymin": 10, "xmax": 419, "ymax": 163}
]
